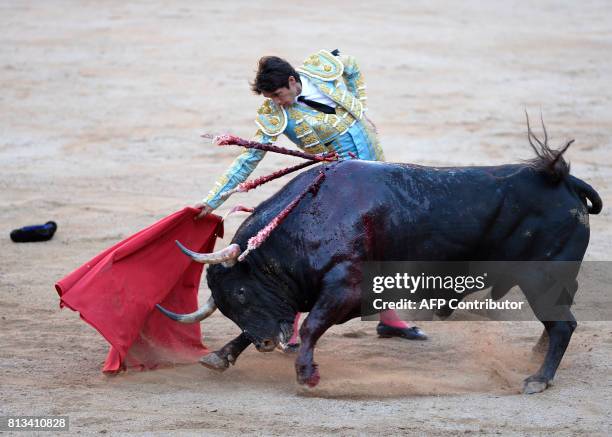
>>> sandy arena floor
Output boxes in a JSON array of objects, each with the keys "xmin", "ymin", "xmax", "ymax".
[{"xmin": 1, "ymin": 1, "xmax": 611, "ymax": 435}]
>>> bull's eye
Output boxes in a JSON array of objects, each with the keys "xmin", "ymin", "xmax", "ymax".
[{"xmin": 236, "ymin": 287, "xmax": 247, "ymax": 304}]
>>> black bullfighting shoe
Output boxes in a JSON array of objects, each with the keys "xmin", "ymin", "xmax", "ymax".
[
  {"xmin": 376, "ymin": 323, "xmax": 428, "ymax": 341},
  {"xmin": 10, "ymin": 221, "xmax": 57, "ymax": 243}
]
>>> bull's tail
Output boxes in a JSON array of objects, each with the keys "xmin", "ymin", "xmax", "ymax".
[
  {"xmin": 569, "ymin": 175, "xmax": 602, "ymax": 214},
  {"xmin": 524, "ymin": 114, "xmax": 602, "ymax": 214},
  {"xmin": 525, "ymin": 113, "xmax": 572, "ymax": 183}
]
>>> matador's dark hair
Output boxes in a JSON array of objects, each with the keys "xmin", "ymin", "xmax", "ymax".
[{"xmin": 250, "ymin": 56, "xmax": 301, "ymax": 95}]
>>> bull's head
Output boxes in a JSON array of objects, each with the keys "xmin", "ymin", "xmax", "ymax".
[{"xmin": 156, "ymin": 241, "xmax": 295, "ymax": 352}]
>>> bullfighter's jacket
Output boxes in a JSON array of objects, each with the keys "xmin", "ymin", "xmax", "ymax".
[{"xmin": 204, "ymin": 49, "xmax": 384, "ymax": 209}]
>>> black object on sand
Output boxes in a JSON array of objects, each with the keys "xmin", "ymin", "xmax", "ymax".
[{"xmin": 10, "ymin": 221, "xmax": 57, "ymax": 243}]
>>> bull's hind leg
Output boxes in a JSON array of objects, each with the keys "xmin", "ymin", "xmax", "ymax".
[
  {"xmin": 295, "ymin": 262, "xmax": 361, "ymax": 387},
  {"xmin": 522, "ymin": 276, "xmax": 578, "ymax": 394},
  {"xmin": 532, "ymin": 329, "xmax": 549, "ymax": 354},
  {"xmin": 524, "ymin": 319, "xmax": 576, "ymax": 394}
]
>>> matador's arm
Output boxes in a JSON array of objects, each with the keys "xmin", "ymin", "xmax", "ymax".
[{"xmin": 202, "ymin": 130, "xmax": 277, "ymax": 210}]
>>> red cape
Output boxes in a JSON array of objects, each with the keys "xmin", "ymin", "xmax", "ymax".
[{"xmin": 55, "ymin": 208, "xmax": 222, "ymax": 373}]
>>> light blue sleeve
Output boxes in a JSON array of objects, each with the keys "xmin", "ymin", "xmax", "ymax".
[{"xmin": 203, "ymin": 131, "xmax": 274, "ymax": 209}]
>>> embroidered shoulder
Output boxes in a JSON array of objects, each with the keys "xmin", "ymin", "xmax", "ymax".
[
  {"xmin": 255, "ymin": 99, "xmax": 287, "ymax": 136},
  {"xmin": 296, "ymin": 50, "xmax": 343, "ymax": 81}
]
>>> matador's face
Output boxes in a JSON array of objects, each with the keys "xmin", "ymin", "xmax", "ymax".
[{"xmin": 263, "ymin": 75, "xmax": 301, "ymax": 108}]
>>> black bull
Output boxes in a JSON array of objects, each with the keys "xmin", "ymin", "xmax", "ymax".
[{"xmin": 159, "ymin": 140, "xmax": 601, "ymax": 394}]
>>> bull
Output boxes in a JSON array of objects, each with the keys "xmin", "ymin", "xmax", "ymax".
[{"xmin": 158, "ymin": 124, "xmax": 602, "ymax": 394}]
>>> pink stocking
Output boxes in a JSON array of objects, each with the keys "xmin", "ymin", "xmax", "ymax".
[
  {"xmin": 289, "ymin": 313, "xmax": 301, "ymax": 344},
  {"xmin": 379, "ymin": 310, "xmax": 412, "ymax": 329}
]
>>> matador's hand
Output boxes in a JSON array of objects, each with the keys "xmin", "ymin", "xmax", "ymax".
[{"xmin": 193, "ymin": 202, "xmax": 214, "ymax": 220}]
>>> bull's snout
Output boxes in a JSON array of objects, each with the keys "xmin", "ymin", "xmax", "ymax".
[{"xmin": 254, "ymin": 338, "xmax": 277, "ymax": 352}]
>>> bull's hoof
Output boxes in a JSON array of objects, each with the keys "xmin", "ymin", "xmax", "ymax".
[
  {"xmin": 296, "ymin": 363, "xmax": 320, "ymax": 387},
  {"xmin": 303, "ymin": 370, "xmax": 320, "ymax": 388},
  {"xmin": 199, "ymin": 352, "xmax": 230, "ymax": 372},
  {"xmin": 522, "ymin": 376, "xmax": 550, "ymax": 394}
]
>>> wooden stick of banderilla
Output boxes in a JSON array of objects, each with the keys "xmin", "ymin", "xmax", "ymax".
[
  {"xmin": 202, "ymin": 133, "xmax": 338, "ymax": 162},
  {"xmin": 238, "ymin": 171, "xmax": 326, "ymax": 262},
  {"xmin": 219, "ymin": 159, "xmax": 323, "ymax": 200}
]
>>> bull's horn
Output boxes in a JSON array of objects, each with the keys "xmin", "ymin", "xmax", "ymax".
[
  {"xmin": 156, "ymin": 296, "xmax": 217, "ymax": 323},
  {"xmin": 176, "ymin": 241, "xmax": 241, "ymax": 266}
]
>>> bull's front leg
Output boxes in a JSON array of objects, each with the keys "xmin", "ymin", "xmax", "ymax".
[
  {"xmin": 200, "ymin": 332, "xmax": 251, "ymax": 372},
  {"xmin": 296, "ymin": 262, "xmax": 360, "ymax": 387}
]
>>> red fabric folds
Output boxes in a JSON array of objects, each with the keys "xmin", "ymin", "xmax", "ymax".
[{"xmin": 55, "ymin": 208, "xmax": 223, "ymax": 373}]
